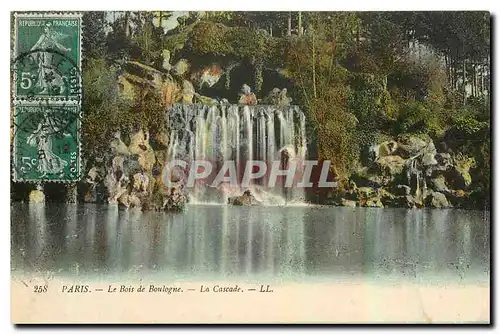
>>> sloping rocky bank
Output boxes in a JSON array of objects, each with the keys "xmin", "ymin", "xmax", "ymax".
[{"xmin": 326, "ymin": 135, "xmax": 487, "ymax": 209}]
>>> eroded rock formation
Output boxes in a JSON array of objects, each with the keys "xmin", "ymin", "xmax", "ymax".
[{"xmin": 342, "ymin": 135, "xmax": 478, "ymax": 209}]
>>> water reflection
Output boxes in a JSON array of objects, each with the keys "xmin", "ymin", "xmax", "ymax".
[{"xmin": 11, "ymin": 204, "xmax": 490, "ymax": 282}]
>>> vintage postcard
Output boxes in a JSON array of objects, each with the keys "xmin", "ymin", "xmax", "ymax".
[{"xmin": 10, "ymin": 11, "xmax": 491, "ymax": 324}]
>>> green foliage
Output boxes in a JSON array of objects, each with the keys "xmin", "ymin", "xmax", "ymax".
[
  {"xmin": 187, "ymin": 22, "xmax": 232, "ymax": 56},
  {"xmin": 80, "ymin": 11, "xmax": 490, "ymax": 195},
  {"xmin": 362, "ymin": 13, "xmax": 407, "ymax": 74},
  {"xmin": 132, "ymin": 90, "xmax": 168, "ymax": 135},
  {"xmin": 452, "ymin": 114, "xmax": 488, "ymax": 137},
  {"xmin": 131, "ymin": 16, "xmax": 164, "ymax": 64},
  {"xmin": 82, "ymin": 58, "xmax": 131, "ymax": 156},
  {"xmin": 284, "ymin": 28, "xmax": 359, "ymax": 180},
  {"xmin": 389, "ymin": 55, "xmax": 447, "ymax": 103},
  {"xmin": 186, "ymin": 21, "xmax": 269, "ymax": 61},
  {"xmin": 448, "ymin": 107, "xmax": 490, "ymax": 140},
  {"xmin": 348, "ymin": 73, "xmax": 395, "ymax": 125},
  {"xmin": 396, "ymin": 101, "xmax": 446, "ymax": 138},
  {"xmin": 82, "ymin": 57, "xmax": 167, "ymax": 158},
  {"xmin": 106, "ymin": 16, "xmax": 133, "ymax": 60},
  {"xmin": 82, "ymin": 12, "xmax": 107, "ymax": 60},
  {"xmin": 417, "ymin": 12, "xmax": 490, "ymax": 63}
]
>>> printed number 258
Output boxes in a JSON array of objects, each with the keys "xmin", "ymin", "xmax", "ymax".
[{"xmin": 34, "ymin": 285, "xmax": 47, "ymax": 293}]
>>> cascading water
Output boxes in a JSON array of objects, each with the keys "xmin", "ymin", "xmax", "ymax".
[{"xmin": 167, "ymin": 104, "xmax": 308, "ymax": 205}]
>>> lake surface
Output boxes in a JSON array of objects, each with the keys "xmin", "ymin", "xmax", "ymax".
[{"xmin": 11, "ymin": 203, "xmax": 490, "ymax": 284}]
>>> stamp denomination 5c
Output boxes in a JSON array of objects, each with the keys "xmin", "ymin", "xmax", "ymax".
[
  {"xmin": 12, "ymin": 102, "xmax": 81, "ymax": 183},
  {"xmin": 13, "ymin": 13, "xmax": 82, "ymax": 101}
]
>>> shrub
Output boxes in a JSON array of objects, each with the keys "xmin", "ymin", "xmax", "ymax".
[{"xmin": 396, "ymin": 101, "xmax": 446, "ymax": 138}]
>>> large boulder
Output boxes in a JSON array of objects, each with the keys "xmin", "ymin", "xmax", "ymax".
[
  {"xmin": 448, "ymin": 156, "xmax": 475, "ymax": 190},
  {"xmin": 228, "ymin": 190, "xmax": 260, "ymax": 206},
  {"xmin": 395, "ymin": 135, "xmax": 428, "ymax": 158},
  {"xmin": 425, "ymin": 191, "xmax": 451, "ymax": 209},
  {"xmin": 430, "ymin": 175, "xmax": 449, "ymax": 193},
  {"xmin": 394, "ymin": 184, "xmax": 412, "ymax": 196},
  {"xmin": 351, "ymin": 167, "xmax": 389, "ymax": 188},
  {"xmin": 151, "ymin": 174, "xmax": 187, "ymax": 212},
  {"xmin": 117, "ymin": 193, "xmax": 142, "ymax": 209},
  {"xmin": 426, "ymin": 152, "xmax": 454, "ymax": 177},
  {"xmin": 376, "ymin": 155, "xmax": 406, "ymax": 176},
  {"xmin": 352, "ymin": 154, "xmax": 405, "ymax": 189},
  {"xmin": 163, "ymin": 185, "xmax": 188, "ymax": 212},
  {"xmin": 422, "ymin": 152, "xmax": 438, "ymax": 166}
]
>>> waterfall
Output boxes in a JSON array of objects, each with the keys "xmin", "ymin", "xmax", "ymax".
[{"xmin": 167, "ymin": 104, "xmax": 308, "ymax": 205}]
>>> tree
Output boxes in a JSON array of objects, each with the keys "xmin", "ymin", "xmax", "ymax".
[
  {"xmin": 82, "ymin": 12, "xmax": 107, "ymax": 61},
  {"xmin": 284, "ymin": 13, "xmax": 360, "ymax": 181},
  {"xmin": 132, "ymin": 13, "xmax": 163, "ymax": 64}
]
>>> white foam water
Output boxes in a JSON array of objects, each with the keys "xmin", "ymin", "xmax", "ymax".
[{"xmin": 167, "ymin": 104, "xmax": 307, "ymax": 205}]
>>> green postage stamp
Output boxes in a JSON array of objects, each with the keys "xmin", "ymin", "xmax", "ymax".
[
  {"xmin": 12, "ymin": 103, "xmax": 81, "ymax": 182},
  {"xmin": 12, "ymin": 12, "xmax": 83, "ymax": 183},
  {"xmin": 13, "ymin": 13, "xmax": 82, "ymax": 101}
]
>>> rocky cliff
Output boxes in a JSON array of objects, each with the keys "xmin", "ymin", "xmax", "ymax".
[{"xmin": 329, "ymin": 135, "xmax": 486, "ymax": 209}]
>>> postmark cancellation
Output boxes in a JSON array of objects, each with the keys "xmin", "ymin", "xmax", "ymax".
[{"xmin": 12, "ymin": 13, "xmax": 82, "ymax": 102}]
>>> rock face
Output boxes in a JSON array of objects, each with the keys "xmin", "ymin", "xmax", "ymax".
[
  {"xmin": 426, "ymin": 191, "xmax": 451, "ymax": 209},
  {"xmin": 129, "ymin": 130, "xmax": 156, "ymax": 171},
  {"xmin": 347, "ymin": 135, "xmax": 477, "ymax": 209},
  {"xmin": 396, "ymin": 136, "xmax": 428, "ymax": 158},
  {"xmin": 192, "ymin": 63, "xmax": 224, "ymax": 89},
  {"xmin": 376, "ymin": 155, "xmax": 406, "ymax": 177},
  {"xmin": 117, "ymin": 60, "xmax": 188, "ymax": 108},
  {"xmin": 80, "ymin": 59, "xmax": 197, "ymax": 211},
  {"xmin": 228, "ymin": 190, "xmax": 260, "ymax": 206},
  {"xmin": 430, "ymin": 175, "xmax": 449, "ymax": 193},
  {"xmin": 82, "ymin": 125, "xmax": 187, "ymax": 212},
  {"xmin": 151, "ymin": 174, "xmax": 187, "ymax": 212}
]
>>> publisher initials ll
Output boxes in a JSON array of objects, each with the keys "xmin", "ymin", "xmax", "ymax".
[{"xmin": 259, "ymin": 285, "xmax": 273, "ymax": 293}]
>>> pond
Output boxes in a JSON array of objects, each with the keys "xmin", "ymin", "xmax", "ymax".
[{"xmin": 11, "ymin": 203, "xmax": 490, "ymax": 284}]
